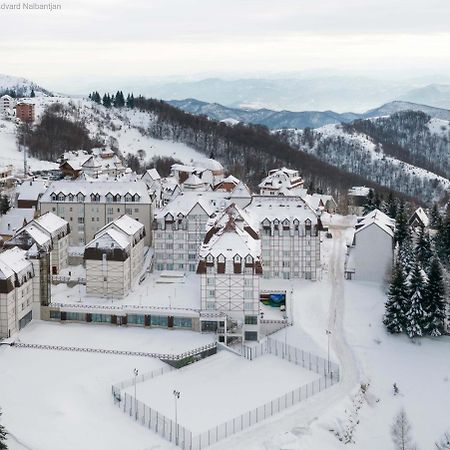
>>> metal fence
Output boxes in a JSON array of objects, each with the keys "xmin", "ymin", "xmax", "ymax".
[
  {"xmin": 111, "ymin": 339, "xmax": 340, "ymax": 449},
  {"xmin": 242, "ymin": 337, "xmax": 340, "ymax": 378}
]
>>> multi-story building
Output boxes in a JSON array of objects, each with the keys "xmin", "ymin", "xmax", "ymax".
[
  {"xmin": 0, "ymin": 247, "xmax": 35, "ymax": 338},
  {"xmin": 197, "ymin": 205, "xmax": 262, "ymax": 343},
  {"xmin": 15, "ymin": 102, "xmax": 35, "ymax": 122},
  {"xmin": 246, "ymin": 196, "xmax": 322, "ymax": 280},
  {"xmin": 153, "ymin": 191, "xmax": 236, "ymax": 272},
  {"xmin": 171, "ymin": 159, "xmax": 225, "ymax": 188},
  {"xmin": 39, "ymin": 180, "xmax": 153, "ymax": 247},
  {"xmin": 84, "ymin": 215, "xmax": 145, "ymax": 298},
  {"xmin": 347, "ymin": 186, "xmax": 372, "ymax": 216},
  {"xmin": 258, "ymin": 167, "xmax": 306, "ymax": 196},
  {"xmin": 0, "ymin": 95, "xmax": 16, "ymax": 116}
]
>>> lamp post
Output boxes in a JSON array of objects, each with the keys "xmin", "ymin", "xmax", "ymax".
[
  {"xmin": 283, "ymin": 314, "xmax": 288, "ymax": 358},
  {"xmin": 133, "ymin": 368, "xmax": 139, "ymax": 419},
  {"xmin": 326, "ymin": 330, "xmax": 332, "ymax": 375},
  {"xmin": 173, "ymin": 389, "xmax": 180, "ymax": 445}
]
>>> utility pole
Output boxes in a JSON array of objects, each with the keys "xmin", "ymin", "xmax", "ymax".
[
  {"xmin": 326, "ymin": 329, "xmax": 332, "ymax": 374},
  {"xmin": 173, "ymin": 389, "xmax": 180, "ymax": 445},
  {"xmin": 133, "ymin": 368, "xmax": 139, "ymax": 419}
]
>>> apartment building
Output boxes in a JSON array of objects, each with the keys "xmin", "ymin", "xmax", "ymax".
[
  {"xmin": 15, "ymin": 102, "xmax": 35, "ymax": 122},
  {"xmin": 0, "ymin": 247, "xmax": 35, "ymax": 338},
  {"xmin": 258, "ymin": 167, "xmax": 306, "ymax": 196},
  {"xmin": 246, "ymin": 196, "xmax": 323, "ymax": 280},
  {"xmin": 39, "ymin": 180, "xmax": 153, "ymax": 247},
  {"xmin": 197, "ymin": 206, "xmax": 262, "ymax": 343},
  {"xmin": 153, "ymin": 191, "xmax": 234, "ymax": 272},
  {"xmin": 0, "ymin": 95, "xmax": 16, "ymax": 116},
  {"xmin": 84, "ymin": 215, "xmax": 145, "ymax": 298}
]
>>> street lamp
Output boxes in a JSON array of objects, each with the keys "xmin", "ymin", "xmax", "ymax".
[
  {"xmin": 325, "ymin": 330, "xmax": 332, "ymax": 375},
  {"xmin": 173, "ymin": 389, "xmax": 181, "ymax": 445},
  {"xmin": 133, "ymin": 368, "xmax": 139, "ymax": 419}
]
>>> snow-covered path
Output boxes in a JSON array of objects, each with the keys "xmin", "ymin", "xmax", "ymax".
[{"xmin": 212, "ymin": 228, "xmax": 360, "ymax": 449}]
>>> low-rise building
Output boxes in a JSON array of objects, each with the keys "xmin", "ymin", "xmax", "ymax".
[
  {"xmin": 408, "ymin": 207, "xmax": 429, "ymax": 229},
  {"xmin": 84, "ymin": 215, "xmax": 145, "ymax": 298},
  {"xmin": 0, "ymin": 247, "xmax": 35, "ymax": 338},
  {"xmin": 16, "ymin": 179, "xmax": 48, "ymax": 209},
  {"xmin": 258, "ymin": 167, "xmax": 306, "ymax": 196},
  {"xmin": 348, "ymin": 186, "xmax": 372, "ymax": 216}
]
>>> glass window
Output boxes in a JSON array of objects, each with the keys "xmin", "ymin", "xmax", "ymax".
[
  {"xmin": 66, "ymin": 311, "xmax": 86, "ymax": 321},
  {"xmin": 244, "ymin": 331, "xmax": 258, "ymax": 341},
  {"xmin": 151, "ymin": 315, "xmax": 168, "ymax": 327},
  {"xmin": 127, "ymin": 314, "xmax": 145, "ymax": 325},
  {"xmin": 91, "ymin": 313, "xmax": 111, "ymax": 323},
  {"xmin": 50, "ymin": 310, "xmax": 61, "ymax": 319},
  {"xmin": 245, "ymin": 316, "xmax": 258, "ymax": 325},
  {"xmin": 173, "ymin": 317, "xmax": 192, "ymax": 328}
]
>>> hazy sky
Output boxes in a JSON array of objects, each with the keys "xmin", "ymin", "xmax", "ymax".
[{"xmin": 1, "ymin": 0, "xmax": 449, "ymax": 88}]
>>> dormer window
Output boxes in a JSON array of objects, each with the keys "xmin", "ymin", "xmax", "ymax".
[
  {"xmin": 282, "ymin": 219, "xmax": 290, "ymax": 231},
  {"xmin": 206, "ymin": 254, "xmax": 214, "ymax": 263},
  {"xmin": 133, "ymin": 194, "xmax": 140, "ymax": 203},
  {"xmin": 217, "ymin": 254, "xmax": 225, "ymax": 263},
  {"xmin": 68, "ymin": 194, "xmax": 74, "ymax": 202},
  {"xmin": 305, "ymin": 218, "xmax": 312, "ymax": 236},
  {"xmin": 105, "ymin": 193, "xmax": 113, "ymax": 203},
  {"xmin": 124, "ymin": 193, "xmax": 132, "ymax": 202},
  {"xmin": 114, "ymin": 194, "xmax": 121, "ymax": 203},
  {"xmin": 57, "ymin": 192, "xmax": 65, "ymax": 201},
  {"xmin": 77, "ymin": 193, "xmax": 85, "ymax": 202},
  {"xmin": 51, "ymin": 193, "xmax": 57, "ymax": 201},
  {"xmin": 233, "ymin": 254, "xmax": 242, "ymax": 263}
]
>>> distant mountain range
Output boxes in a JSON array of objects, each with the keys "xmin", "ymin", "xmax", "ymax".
[
  {"xmin": 0, "ymin": 74, "xmax": 51, "ymax": 97},
  {"xmin": 168, "ymin": 99, "xmax": 450, "ymax": 129}
]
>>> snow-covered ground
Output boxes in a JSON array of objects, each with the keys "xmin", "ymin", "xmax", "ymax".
[
  {"xmin": 123, "ymin": 351, "xmax": 320, "ymax": 433},
  {"xmin": 12, "ymin": 320, "xmax": 214, "ymax": 354}
]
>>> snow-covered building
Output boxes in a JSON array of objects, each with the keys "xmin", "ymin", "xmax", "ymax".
[
  {"xmin": 84, "ymin": 215, "xmax": 145, "ymax": 298},
  {"xmin": 258, "ymin": 168, "xmax": 306, "ymax": 197},
  {"xmin": 345, "ymin": 209, "xmax": 395, "ymax": 282},
  {"xmin": 0, "ymin": 95, "xmax": 16, "ymax": 116},
  {"xmin": 408, "ymin": 207, "xmax": 429, "ymax": 229},
  {"xmin": 153, "ymin": 191, "xmax": 232, "ymax": 272},
  {"xmin": 0, "ymin": 208, "xmax": 35, "ymax": 241},
  {"xmin": 170, "ymin": 159, "xmax": 225, "ymax": 189},
  {"xmin": 16, "ymin": 179, "xmax": 48, "ymax": 209},
  {"xmin": 246, "ymin": 196, "xmax": 323, "ymax": 280},
  {"xmin": 0, "ymin": 165, "xmax": 13, "ymax": 186},
  {"xmin": 348, "ymin": 186, "xmax": 371, "ymax": 216},
  {"xmin": 39, "ymin": 180, "xmax": 153, "ymax": 246},
  {"xmin": 0, "ymin": 247, "xmax": 35, "ymax": 338},
  {"xmin": 197, "ymin": 206, "xmax": 262, "ymax": 343},
  {"xmin": 15, "ymin": 102, "xmax": 35, "ymax": 122},
  {"xmin": 304, "ymin": 193, "xmax": 338, "ymax": 214}
]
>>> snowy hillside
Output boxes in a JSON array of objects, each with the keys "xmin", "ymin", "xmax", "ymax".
[
  {"xmin": 0, "ymin": 95, "xmax": 211, "ymax": 175},
  {"xmin": 0, "ymin": 73, "xmax": 51, "ymax": 96},
  {"xmin": 279, "ymin": 114, "xmax": 450, "ymax": 204}
]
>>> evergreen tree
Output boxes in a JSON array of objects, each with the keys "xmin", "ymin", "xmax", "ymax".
[
  {"xmin": 435, "ymin": 214, "xmax": 450, "ymax": 265},
  {"xmin": 126, "ymin": 93, "xmax": 135, "ymax": 108},
  {"xmin": 398, "ymin": 228, "xmax": 415, "ymax": 273},
  {"xmin": 384, "ymin": 263, "xmax": 409, "ymax": 333},
  {"xmin": 395, "ymin": 201, "xmax": 409, "ymax": 246},
  {"xmin": 30, "ymin": 89, "xmax": 35, "ymax": 98},
  {"xmin": 0, "ymin": 409, "xmax": 7, "ymax": 450},
  {"xmin": 415, "ymin": 227, "xmax": 432, "ymax": 270},
  {"xmin": 0, "ymin": 195, "xmax": 10, "ymax": 215},
  {"xmin": 405, "ymin": 260, "xmax": 427, "ymax": 338},
  {"xmin": 102, "ymin": 94, "xmax": 111, "ymax": 108},
  {"xmin": 423, "ymin": 257, "xmax": 446, "ymax": 336},
  {"xmin": 114, "ymin": 91, "xmax": 125, "ymax": 108},
  {"xmin": 386, "ymin": 192, "xmax": 397, "ymax": 219},
  {"xmin": 363, "ymin": 189, "xmax": 375, "ymax": 214},
  {"xmin": 429, "ymin": 203, "xmax": 442, "ymax": 229}
]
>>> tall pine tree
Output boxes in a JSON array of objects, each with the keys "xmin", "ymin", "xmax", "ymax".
[
  {"xmin": 415, "ymin": 227, "xmax": 432, "ymax": 271},
  {"xmin": 405, "ymin": 260, "xmax": 427, "ymax": 338},
  {"xmin": 384, "ymin": 262, "xmax": 409, "ymax": 333},
  {"xmin": 423, "ymin": 257, "xmax": 446, "ymax": 336}
]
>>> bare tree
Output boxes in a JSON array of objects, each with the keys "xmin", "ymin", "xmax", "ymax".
[{"xmin": 391, "ymin": 408, "xmax": 417, "ymax": 450}]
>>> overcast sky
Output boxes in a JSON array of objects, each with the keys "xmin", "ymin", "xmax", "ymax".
[{"xmin": 1, "ymin": 0, "xmax": 449, "ymax": 89}]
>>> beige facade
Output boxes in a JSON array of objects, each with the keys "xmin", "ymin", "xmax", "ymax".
[{"xmin": 39, "ymin": 181, "xmax": 153, "ymax": 247}]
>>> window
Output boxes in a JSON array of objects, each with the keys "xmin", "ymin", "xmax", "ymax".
[
  {"xmin": 244, "ymin": 331, "xmax": 258, "ymax": 341},
  {"xmin": 151, "ymin": 315, "xmax": 168, "ymax": 327},
  {"xmin": 127, "ymin": 314, "xmax": 145, "ymax": 325},
  {"xmin": 208, "ymin": 289, "xmax": 215, "ymax": 297},
  {"xmin": 66, "ymin": 312, "xmax": 86, "ymax": 321},
  {"xmin": 244, "ymin": 302, "xmax": 254, "ymax": 310},
  {"xmin": 78, "ymin": 217, "xmax": 84, "ymax": 224},
  {"xmin": 245, "ymin": 316, "xmax": 258, "ymax": 325},
  {"xmin": 50, "ymin": 310, "xmax": 61, "ymax": 320},
  {"xmin": 173, "ymin": 317, "xmax": 192, "ymax": 328},
  {"xmin": 91, "ymin": 313, "xmax": 111, "ymax": 323}
]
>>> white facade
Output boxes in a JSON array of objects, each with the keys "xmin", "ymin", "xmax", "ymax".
[
  {"xmin": 0, "ymin": 95, "xmax": 16, "ymax": 116},
  {"xmin": 246, "ymin": 196, "xmax": 322, "ymax": 280},
  {"xmin": 0, "ymin": 248, "xmax": 34, "ymax": 338},
  {"xmin": 258, "ymin": 167, "xmax": 306, "ymax": 196},
  {"xmin": 39, "ymin": 180, "xmax": 153, "ymax": 246}
]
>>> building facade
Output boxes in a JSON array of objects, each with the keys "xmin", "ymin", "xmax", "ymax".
[{"xmin": 39, "ymin": 180, "xmax": 153, "ymax": 247}]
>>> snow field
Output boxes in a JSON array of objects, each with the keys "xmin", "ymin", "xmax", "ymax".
[
  {"xmin": 14, "ymin": 320, "xmax": 215, "ymax": 354},
  {"xmin": 123, "ymin": 351, "xmax": 321, "ymax": 433}
]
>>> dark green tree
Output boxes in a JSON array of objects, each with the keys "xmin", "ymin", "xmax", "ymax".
[
  {"xmin": 363, "ymin": 189, "xmax": 375, "ymax": 214},
  {"xmin": 385, "ymin": 192, "xmax": 398, "ymax": 219},
  {"xmin": 383, "ymin": 262, "xmax": 409, "ymax": 333},
  {"xmin": 0, "ymin": 195, "xmax": 10, "ymax": 215},
  {"xmin": 435, "ymin": 213, "xmax": 450, "ymax": 265},
  {"xmin": 405, "ymin": 260, "xmax": 427, "ymax": 338},
  {"xmin": 126, "ymin": 93, "xmax": 135, "ymax": 108},
  {"xmin": 102, "ymin": 94, "xmax": 112, "ymax": 108},
  {"xmin": 415, "ymin": 227, "xmax": 432, "ymax": 270},
  {"xmin": 429, "ymin": 203, "xmax": 442, "ymax": 229},
  {"xmin": 423, "ymin": 257, "xmax": 446, "ymax": 336},
  {"xmin": 395, "ymin": 201, "xmax": 409, "ymax": 246},
  {"xmin": 30, "ymin": 89, "xmax": 35, "ymax": 98}
]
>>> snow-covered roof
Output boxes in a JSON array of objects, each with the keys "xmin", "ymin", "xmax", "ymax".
[
  {"xmin": 409, "ymin": 207, "xmax": 429, "ymax": 228},
  {"xmin": 259, "ymin": 168, "xmax": 304, "ymax": 192},
  {"xmin": 303, "ymin": 194, "xmax": 336, "ymax": 211},
  {"xmin": 355, "ymin": 209, "xmax": 395, "ymax": 238},
  {"xmin": 0, "ymin": 258, "xmax": 14, "ymax": 280},
  {"xmin": 183, "ymin": 173, "xmax": 207, "ymax": 187},
  {"xmin": 86, "ymin": 228, "xmax": 130, "ymax": 251},
  {"xmin": 40, "ymin": 180, "xmax": 151, "ymax": 203},
  {"xmin": 35, "ymin": 211, "xmax": 68, "ymax": 234},
  {"xmin": 21, "ymin": 223, "xmax": 52, "ymax": 248},
  {"xmin": 155, "ymin": 191, "xmax": 231, "ymax": 219},
  {"xmin": 194, "ymin": 158, "xmax": 224, "ymax": 172},
  {"xmin": 17, "ymin": 179, "xmax": 48, "ymax": 201},
  {"xmin": 245, "ymin": 196, "xmax": 318, "ymax": 223},
  {"xmin": 0, "ymin": 247, "xmax": 33, "ymax": 278},
  {"xmin": 206, "ymin": 203, "xmax": 259, "ymax": 234},
  {"xmin": 348, "ymin": 186, "xmax": 371, "ymax": 197},
  {"xmin": 103, "ymin": 214, "xmax": 144, "ymax": 237},
  {"xmin": 230, "ymin": 181, "xmax": 252, "ymax": 198},
  {"xmin": 143, "ymin": 168, "xmax": 161, "ymax": 181},
  {"xmin": 0, "ymin": 208, "xmax": 35, "ymax": 236}
]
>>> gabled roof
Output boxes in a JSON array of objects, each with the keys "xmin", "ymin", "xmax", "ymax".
[
  {"xmin": 0, "ymin": 208, "xmax": 35, "ymax": 235},
  {"xmin": 35, "ymin": 211, "xmax": 68, "ymax": 234},
  {"xmin": 409, "ymin": 207, "xmax": 429, "ymax": 228},
  {"xmin": 86, "ymin": 228, "xmax": 130, "ymax": 251},
  {"xmin": 96, "ymin": 214, "xmax": 144, "ymax": 238}
]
